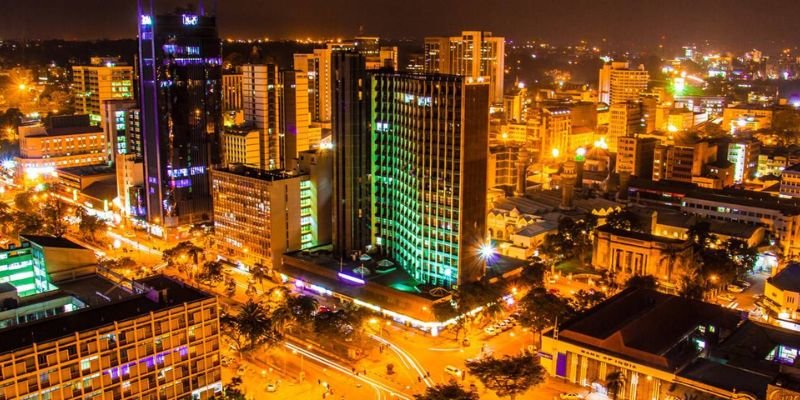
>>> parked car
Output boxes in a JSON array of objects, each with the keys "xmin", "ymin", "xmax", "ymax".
[
  {"xmin": 735, "ymin": 280, "xmax": 752, "ymax": 288},
  {"xmin": 265, "ymin": 383, "xmax": 277, "ymax": 393},
  {"xmin": 444, "ymin": 365, "xmax": 463, "ymax": 378},
  {"xmin": 718, "ymin": 293, "xmax": 736, "ymax": 303},
  {"xmin": 727, "ymin": 284, "xmax": 745, "ymax": 293},
  {"xmin": 484, "ymin": 326, "xmax": 498, "ymax": 336}
]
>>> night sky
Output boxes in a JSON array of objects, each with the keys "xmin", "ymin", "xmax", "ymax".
[{"xmin": 2, "ymin": 0, "xmax": 800, "ymax": 51}]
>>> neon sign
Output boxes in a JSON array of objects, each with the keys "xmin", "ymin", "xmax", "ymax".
[
  {"xmin": 140, "ymin": 15, "xmax": 152, "ymax": 25},
  {"xmin": 182, "ymin": 14, "xmax": 198, "ymax": 25}
]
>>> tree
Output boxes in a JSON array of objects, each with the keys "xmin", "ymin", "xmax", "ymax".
[
  {"xmin": 687, "ymin": 220, "xmax": 716, "ymax": 250},
  {"xmin": 725, "ymin": 239, "xmax": 757, "ymax": 278},
  {"xmin": 414, "ymin": 382, "xmax": 478, "ymax": 400},
  {"xmin": 214, "ymin": 376, "xmax": 246, "ymax": 400},
  {"xmin": 12, "ymin": 211, "xmax": 43, "ymax": 236},
  {"xmin": 222, "ymin": 300, "xmax": 281, "ymax": 355},
  {"xmin": 605, "ymin": 209, "xmax": 643, "ymax": 232},
  {"xmin": 699, "ymin": 248, "xmax": 738, "ymax": 285},
  {"xmin": 516, "ymin": 287, "xmax": 573, "ymax": 342},
  {"xmin": 197, "ymin": 260, "xmax": 225, "ymax": 287},
  {"xmin": 624, "ymin": 274, "xmax": 658, "ymax": 290},
  {"xmin": 75, "ymin": 208, "xmax": 106, "ymax": 243},
  {"xmin": 40, "ymin": 196, "xmax": 67, "ymax": 237},
  {"xmin": 13, "ymin": 191, "xmax": 36, "ymax": 213},
  {"xmin": 605, "ymin": 371, "xmax": 626, "ymax": 400},
  {"xmin": 541, "ymin": 215, "xmax": 596, "ymax": 267},
  {"xmin": 570, "ymin": 289, "xmax": 606, "ymax": 312},
  {"xmin": 519, "ymin": 256, "xmax": 547, "ymax": 288},
  {"xmin": 250, "ymin": 262, "xmax": 269, "ymax": 289},
  {"xmin": 678, "ymin": 274, "xmax": 705, "ymax": 300},
  {"xmin": 162, "ymin": 241, "xmax": 203, "ymax": 270},
  {"xmin": 465, "ymin": 352, "xmax": 546, "ymax": 400}
]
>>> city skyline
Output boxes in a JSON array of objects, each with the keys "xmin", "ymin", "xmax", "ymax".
[{"xmin": 2, "ymin": 0, "xmax": 800, "ymax": 52}]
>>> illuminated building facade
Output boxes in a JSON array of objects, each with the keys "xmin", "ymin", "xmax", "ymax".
[
  {"xmin": 294, "ymin": 49, "xmax": 333, "ymax": 124},
  {"xmin": 72, "ymin": 62, "xmax": 134, "ymax": 126},
  {"xmin": 137, "ymin": 5, "xmax": 223, "ymax": 227},
  {"xmin": 423, "ymin": 31, "xmax": 505, "ymax": 103},
  {"xmin": 607, "ymin": 102, "xmax": 643, "ymax": 153},
  {"xmin": 241, "ymin": 64, "xmax": 282, "ymax": 170},
  {"xmin": 331, "ymin": 51, "xmax": 372, "ymax": 256},
  {"xmin": 100, "ymin": 99, "xmax": 138, "ymax": 161},
  {"xmin": 221, "ymin": 72, "xmax": 242, "ymax": 112},
  {"xmin": 0, "ymin": 275, "xmax": 221, "ymax": 400},
  {"xmin": 221, "ymin": 126, "xmax": 260, "ymax": 167},
  {"xmin": 17, "ymin": 115, "xmax": 106, "ymax": 182},
  {"xmin": 211, "ymin": 166, "xmax": 315, "ymax": 269},
  {"xmin": 371, "ymin": 73, "xmax": 489, "ymax": 288},
  {"xmin": 598, "ymin": 61, "xmax": 649, "ymax": 105}
]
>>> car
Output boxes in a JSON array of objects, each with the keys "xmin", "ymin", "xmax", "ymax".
[
  {"xmin": 727, "ymin": 284, "xmax": 744, "ymax": 293},
  {"xmin": 484, "ymin": 326, "xmax": 498, "ymax": 336},
  {"xmin": 265, "ymin": 383, "xmax": 277, "ymax": 393},
  {"xmin": 495, "ymin": 320, "xmax": 508, "ymax": 329},
  {"xmin": 559, "ymin": 393, "xmax": 584, "ymax": 400},
  {"xmin": 444, "ymin": 365, "xmax": 462, "ymax": 378},
  {"xmin": 717, "ymin": 293, "xmax": 736, "ymax": 303},
  {"xmin": 503, "ymin": 318, "xmax": 516, "ymax": 326},
  {"xmin": 735, "ymin": 280, "xmax": 752, "ymax": 288},
  {"xmin": 220, "ymin": 356, "xmax": 233, "ymax": 367},
  {"xmin": 236, "ymin": 365, "xmax": 246, "ymax": 376},
  {"xmin": 509, "ymin": 312, "xmax": 520, "ymax": 319}
]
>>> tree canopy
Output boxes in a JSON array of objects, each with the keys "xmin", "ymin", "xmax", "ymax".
[{"xmin": 465, "ymin": 352, "xmax": 546, "ymax": 400}]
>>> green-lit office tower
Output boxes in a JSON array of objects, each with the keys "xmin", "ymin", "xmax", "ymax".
[
  {"xmin": 371, "ymin": 73, "xmax": 489, "ymax": 288},
  {"xmin": 332, "ymin": 51, "xmax": 372, "ymax": 256}
]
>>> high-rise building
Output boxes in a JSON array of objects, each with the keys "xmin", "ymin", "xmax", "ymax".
[
  {"xmin": 726, "ymin": 137, "xmax": 761, "ymax": 184},
  {"xmin": 72, "ymin": 61, "xmax": 134, "ymax": 126},
  {"xmin": 371, "ymin": 73, "xmax": 489, "ymax": 288},
  {"xmin": 221, "ymin": 126, "xmax": 260, "ymax": 167},
  {"xmin": 100, "ymin": 99, "xmax": 137, "ymax": 161},
  {"xmin": 282, "ymin": 70, "xmax": 312, "ymax": 169},
  {"xmin": 608, "ymin": 102, "xmax": 643, "ymax": 153},
  {"xmin": 529, "ymin": 106, "xmax": 572, "ymax": 161},
  {"xmin": 424, "ymin": 31, "xmax": 505, "ymax": 103},
  {"xmin": 598, "ymin": 61, "xmax": 649, "ymax": 105},
  {"xmin": 211, "ymin": 166, "xmax": 318, "ymax": 268},
  {"xmin": 616, "ymin": 136, "xmax": 659, "ymax": 178},
  {"xmin": 294, "ymin": 49, "xmax": 333, "ymax": 124},
  {"xmin": 298, "ymin": 149, "xmax": 333, "ymax": 247},
  {"xmin": 222, "ymin": 72, "xmax": 243, "ymax": 111},
  {"xmin": 137, "ymin": 5, "xmax": 222, "ymax": 227},
  {"xmin": 241, "ymin": 64, "xmax": 282, "ymax": 170},
  {"xmin": 331, "ymin": 51, "xmax": 371, "ymax": 256},
  {"xmin": 653, "ymin": 139, "xmax": 717, "ymax": 183}
]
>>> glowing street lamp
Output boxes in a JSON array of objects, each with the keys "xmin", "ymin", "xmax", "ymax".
[
  {"xmin": 551, "ymin": 148, "xmax": 560, "ymax": 159},
  {"xmin": 479, "ymin": 242, "xmax": 496, "ymax": 261}
]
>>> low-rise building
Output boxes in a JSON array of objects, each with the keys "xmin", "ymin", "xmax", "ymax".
[
  {"xmin": 17, "ymin": 115, "xmax": 107, "ymax": 184},
  {"xmin": 780, "ymin": 164, "xmax": 800, "ymax": 197},
  {"xmin": 541, "ymin": 287, "xmax": 800, "ymax": 400},
  {"xmin": 765, "ymin": 263, "xmax": 800, "ymax": 320},
  {"xmin": 592, "ymin": 225, "xmax": 694, "ymax": 287}
]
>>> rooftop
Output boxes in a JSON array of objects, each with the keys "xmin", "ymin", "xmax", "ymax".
[
  {"xmin": 554, "ymin": 288, "xmax": 743, "ymax": 370},
  {"xmin": 212, "ymin": 165, "xmax": 305, "ymax": 182},
  {"xmin": 596, "ymin": 225, "xmax": 687, "ymax": 245},
  {"xmin": 0, "ymin": 275, "xmax": 212, "ymax": 354},
  {"xmin": 768, "ymin": 264, "xmax": 800, "ymax": 292},
  {"xmin": 21, "ymin": 235, "xmax": 87, "ymax": 250},
  {"xmin": 57, "ymin": 164, "xmax": 116, "ymax": 176}
]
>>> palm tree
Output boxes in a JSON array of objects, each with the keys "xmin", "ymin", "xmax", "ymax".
[
  {"xmin": 250, "ymin": 262, "xmax": 269, "ymax": 289},
  {"xmin": 605, "ymin": 371, "xmax": 626, "ymax": 400},
  {"xmin": 286, "ymin": 295, "xmax": 319, "ymax": 325}
]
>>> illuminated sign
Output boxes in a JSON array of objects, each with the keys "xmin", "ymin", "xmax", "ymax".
[
  {"xmin": 140, "ymin": 15, "xmax": 152, "ymax": 25},
  {"xmin": 182, "ymin": 14, "xmax": 198, "ymax": 25},
  {"xmin": 338, "ymin": 272, "xmax": 365, "ymax": 285}
]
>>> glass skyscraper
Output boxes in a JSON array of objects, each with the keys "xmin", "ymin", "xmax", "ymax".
[
  {"xmin": 371, "ymin": 73, "xmax": 489, "ymax": 288},
  {"xmin": 137, "ymin": 2, "xmax": 222, "ymax": 228}
]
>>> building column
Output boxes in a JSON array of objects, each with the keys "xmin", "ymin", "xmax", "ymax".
[
  {"xmin": 579, "ymin": 355, "xmax": 589, "ymax": 386},
  {"xmin": 629, "ymin": 372, "xmax": 638, "ymax": 400}
]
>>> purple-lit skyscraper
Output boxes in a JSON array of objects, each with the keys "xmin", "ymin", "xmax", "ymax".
[{"xmin": 137, "ymin": 1, "xmax": 222, "ymax": 229}]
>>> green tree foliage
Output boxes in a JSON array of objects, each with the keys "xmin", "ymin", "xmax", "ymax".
[
  {"xmin": 221, "ymin": 300, "xmax": 281, "ymax": 355},
  {"xmin": 75, "ymin": 208, "xmax": 106, "ymax": 243},
  {"xmin": 725, "ymin": 239, "xmax": 757, "ymax": 277},
  {"xmin": 41, "ymin": 197, "xmax": 68, "ymax": 237},
  {"xmin": 519, "ymin": 256, "xmax": 547, "ymax": 289},
  {"xmin": 465, "ymin": 352, "xmax": 546, "ymax": 399},
  {"xmin": 569, "ymin": 289, "xmax": 607, "ymax": 312},
  {"xmin": 516, "ymin": 287, "xmax": 573, "ymax": 335},
  {"xmin": 13, "ymin": 191, "xmax": 36, "ymax": 213},
  {"xmin": 604, "ymin": 209, "xmax": 643, "ymax": 232},
  {"xmin": 197, "ymin": 260, "xmax": 225, "ymax": 287},
  {"xmin": 541, "ymin": 215, "xmax": 596, "ymax": 266},
  {"xmin": 413, "ymin": 382, "xmax": 478, "ymax": 400}
]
